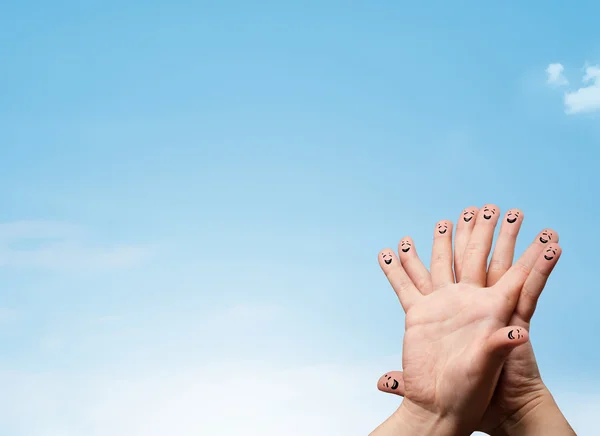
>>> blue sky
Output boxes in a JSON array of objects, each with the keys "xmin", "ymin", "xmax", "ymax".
[{"xmin": 1, "ymin": 1, "xmax": 599, "ymax": 434}]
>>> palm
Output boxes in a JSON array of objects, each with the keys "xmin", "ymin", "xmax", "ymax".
[{"xmin": 402, "ymin": 284, "xmax": 511, "ymax": 423}]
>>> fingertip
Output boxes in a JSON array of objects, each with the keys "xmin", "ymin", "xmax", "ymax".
[
  {"xmin": 503, "ymin": 208, "xmax": 524, "ymax": 227},
  {"xmin": 507, "ymin": 326, "xmax": 529, "ymax": 343},
  {"xmin": 536, "ymin": 228, "xmax": 558, "ymax": 245},
  {"xmin": 479, "ymin": 204, "xmax": 500, "ymax": 223},
  {"xmin": 459, "ymin": 206, "xmax": 478, "ymax": 225},
  {"xmin": 485, "ymin": 326, "xmax": 530, "ymax": 363},
  {"xmin": 377, "ymin": 373, "xmax": 386, "ymax": 391},
  {"xmin": 379, "ymin": 249, "xmax": 397, "ymax": 269},
  {"xmin": 537, "ymin": 243, "xmax": 562, "ymax": 273},
  {"xmin": 377, "ymin": 371, "xmax": 405, "ymax": 396},
  {"xmin": 398, "ymin": 237, "xmax": 415, "ymax": 256},
  {"xmin": 434, "ymin": 220, "xmax": 453, "ymax": 237}
]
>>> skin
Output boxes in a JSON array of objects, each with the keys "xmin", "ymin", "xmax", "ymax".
[
  {"xmin": 539, "ymin": 229, "xmax": 555, "ymax": 244},
  {"xmin": 381, "ymin": 251, "xmax": 394, "ymax": 265},
  {"xmin": 506, "ymin": 209, "xmax": 520, "ymax": 224},
  {"xmin": 374, "ymin": 207, "xmax": 575, "ymax": 435},
  {"xmin": 482, "ymin": 205, "xmax": 497, "ymax": 220},
  {"xmin": 454, "ymin": 206, "xmax": 478, "ymax": 282},
  {"xmin": 462, "ymin": 207, "xmax": 476, "ymax": 223},
  {"xmin": 400, "ymin": 239, "xmax": 412, "ymax": 253}
]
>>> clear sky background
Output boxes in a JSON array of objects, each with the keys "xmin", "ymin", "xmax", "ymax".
[{"xmin": 1, "ymin": 1, "xmax": 599, "ymax": 435}]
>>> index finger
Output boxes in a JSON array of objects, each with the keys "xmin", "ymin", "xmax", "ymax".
[{"xmin": 379, "ymin": 249, "xmax": 422, "ymax": 311}]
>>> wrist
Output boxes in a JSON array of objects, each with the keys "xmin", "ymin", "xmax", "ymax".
[
  {"xmin": 491, "ymin": 387, "xmax": 575, "ymax": 436},
  {"xmin": 370, "ymin": 400, "xmax": 470, "ymax": 436}
]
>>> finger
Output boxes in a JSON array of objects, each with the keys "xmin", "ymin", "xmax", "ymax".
[
  {"xmin": 485, "ymin": 326, "xmax": 529, "ymax": 362},
  {"xmin": 487, "ymin": 208, "xmax": 524, "ymax": 287},
  {"xmin": 515, "ymin": 243, "xmax": 562, "ymax": 322},
  {"xmin": 492, "ymin": 229, "xmax": 559, "ymax": 309},
  {"xmin": 460, "ymin": 204, "xmax": 500, "ymax": 286},
  {"xmin": 377, "ymin": 371, "xmax": 405, "ymax": 396},
  {"xmin": 509, "ymin": 228, "xmax": 560, "ymax": 274},
  {"xmin": 454, "ymin": 206, "xmax": 479, "ymax": 282},
  {"xmin": 379, "ymin": 249, "xmax": 421, "ymax": 311},
  {"xmin": 538, "ymin": 228, "xmax": 558, "ymax": 245},
  {"xmin": 430, "ymin": 220, "xmax": 454, "ymax": 291},
  {"xmin": 398, "ymin": 237, "xmax": 432, "ymax": 295}
]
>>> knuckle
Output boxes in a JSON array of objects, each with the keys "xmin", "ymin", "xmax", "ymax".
[
  {"xmin": 515, "ymin": 261, "xmax": 532, "ymax": 275},
  {"xmin": 464, "ymin": 242, "xmax": 481, "ymax": 257},
  {"xmin": 488, "ymin": 258, "xmax": 508, "ymax": 273},
  {"xmin": 520, "ymin": 282, "xmax": 536, "ymax": 300},
  {"xmin": 414, "ymin": 277, "xmax": 430, "ymax": 292}
]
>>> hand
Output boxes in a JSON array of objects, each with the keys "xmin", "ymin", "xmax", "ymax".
[
  {"xmin": 371, "ymin": 205, "xmax": 562, "ymax": 436},
  {"xmin": 377, "ymin": 207, "xmax": 573, "ymax": 434}
]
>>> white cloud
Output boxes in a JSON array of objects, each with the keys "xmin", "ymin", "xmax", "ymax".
[
  {"xmin": 0, "ymin": 301, "xmax": 595, "ymax": 435},
  {"xmin": 0, "ymin": 357, "xmax": 401, "ymax": 436},
  {"xmin": 546, "ymin": 63, "xmax": 568, "ymax": 86},
  {"xmin": 0, "ymin": 303, "xmax": 402, "ymax": 435},
  {"xmin": 564, "ymin": 65, "xmax": 600, "ymax": 114},
  {"xmin": 0, "ymin": 360, "xmax": 595, "ymax": 436},
  {"xmin": 0, "ymin": 220, "xmax": 153, "ymax": 271}
]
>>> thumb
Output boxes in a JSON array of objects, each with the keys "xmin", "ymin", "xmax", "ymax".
[
  {"xmin": 485, "ymin": 326, "xmax": 529, "ymax": 361},
  {"xmin": 377, "ymin": 371, "xmax": 405, "ymax": 396}
]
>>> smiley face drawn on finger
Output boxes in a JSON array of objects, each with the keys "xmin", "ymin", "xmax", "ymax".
[
  {"xmin": 437, "ymin": 221, "xmax": 449, "ymax": 235},
  {"xmin": 381, "ymin": 251, "xmax": 394, "ymax": 265},
  {"xmin": 462, "ymin": 208, "xmax": 476, "ymax": 223},
  {"xmin": 539, "ymin": 229, "xmax": 554, "ymax": 244},
  {"xmin": 508, "ymin": 328, "xmax": 522, "ymax": 340},
  {"xmin": 506, "ymin": 209, "xmax": 521, "ymax": 224},
  {"xmin": 382, "ymin": 374, "xmax": 399, "ymax": 390},
  {"xmin": 482, "ymin": 205, "xmax": 497, "ymax": 220},
  {"xmin": 544, "ymin": 247, "xmax": 557, "ymax": 261},
  {"xmin": 400, "ymin": 240, "xmax": 412, "ymax": 253}
]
